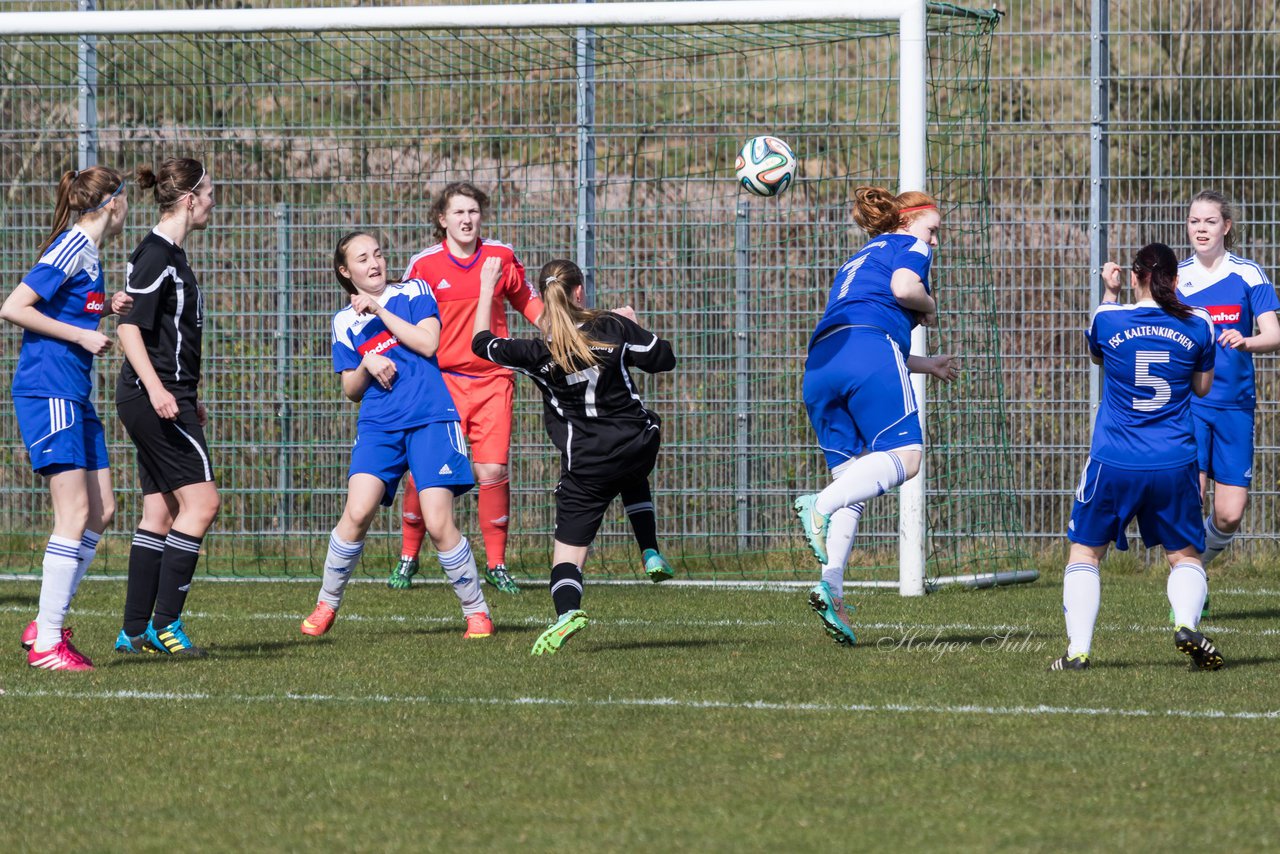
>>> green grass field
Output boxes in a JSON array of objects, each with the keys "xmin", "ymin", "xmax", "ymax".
[{"xmin": 2, "ymin": 570, "xmax": 1278, "ymax": 852}]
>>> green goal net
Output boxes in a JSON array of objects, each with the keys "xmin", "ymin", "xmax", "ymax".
[{"xmin": 0, "ymin": 2, "xmax": 1021, "ymax": 585}]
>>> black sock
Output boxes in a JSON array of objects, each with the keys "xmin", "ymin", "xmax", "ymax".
[
  {"xmin": 152, "ymin": 530, "xmax": 203, "ymax": 629},
  {"xmin": 621, "ymin": 481, "xmax": 659, "ymax": 553},
  {"xmin": 123, "ymin": 528, "xmax": 167, "ymax": 636},
  {"xmin": 550, "ymin": 562, "xmax": 583, "ymax": 615}
]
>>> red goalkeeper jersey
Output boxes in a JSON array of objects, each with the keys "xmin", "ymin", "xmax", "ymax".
[{"xmin": 402, "ymin": 238, "xmax": 542, "ymax": 378}]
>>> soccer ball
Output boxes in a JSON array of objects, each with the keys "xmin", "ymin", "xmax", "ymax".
[{"xmin": 735, "ymin": 136, "xmax": 797, "ymax": 197}]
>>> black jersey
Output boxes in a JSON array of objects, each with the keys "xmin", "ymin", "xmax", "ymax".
[
  {"xmin": 117, "ymin": 229, "xmax": 205, "ymax": 401},
  {"xmin": 472, "ymin": 313, "xmax": 676, "ymax": 473}
]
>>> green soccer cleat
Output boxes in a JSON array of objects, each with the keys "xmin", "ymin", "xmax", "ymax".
[
  {"xmin": 793, "ymin": 493, "xmax": 829, "ymax": 565},
  {"xmin": 1174, "ymin": 626, "xmax": 1224, "ymax": 671},
  {"xmin": 642, "ymin": 548, "xmax": 674, "ymax": 583},
  {"xmin": 807, "ymin": 582, "xmax": 856, "ymax": 646},
  {"xmin": 484, "ymin": 564, "xmax": 522, "ymax": 595},
  {"xmin": 1048, "ymin": 652, "xmax": 1090, "ymax": 671},
  {"xmin": 387, "ymin": 556, "xmax": 419, "ymax": 590},
  {"xmin": 531, "ymin": 610, "xmax": 589, "ymax": 656}
]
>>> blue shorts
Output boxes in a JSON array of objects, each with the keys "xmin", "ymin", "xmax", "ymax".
[
  {"xmin": 1068, "ymin": 458, "xmax": 1204, "ymax": 552},
  {"xmin": 1192, "ymin": 406, "xmax": 1253, "ymax": 488},
  {"xmin": 13, "ymin": 396, "xmax": 109, "ymax": 475},
  {"xmin": 349, "ymin": 420, "xmax": 474, "ymax": 506},
  {"xmin": 802, "ymin": 327, "xmax": 921, "ymax": 470}
]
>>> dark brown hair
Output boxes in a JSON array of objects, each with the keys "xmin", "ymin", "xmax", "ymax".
[
  {"xmin": 429, "ymin": 181, "xmax": 489, "ymax": 241},
  {"xmin": 136, "ymin": 158, "xmax": 205, "ymax": 213},
  {"xmin": 851, "ymin": 186, "xmax": 938, "ymax": 238},
  {"xmin": 37, "ymin": 166, "xmax": 124, "ymax": 255},
  {"xmin": 1133, "ymin": 242, "xmax": 1192, "ymax": 320}
]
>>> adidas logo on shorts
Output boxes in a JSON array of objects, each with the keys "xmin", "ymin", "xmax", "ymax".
[{"xmin": 439, "ymin": 463, "xmax": 453, "ymax": 475}]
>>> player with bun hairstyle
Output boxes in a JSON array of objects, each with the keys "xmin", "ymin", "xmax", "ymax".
[
  {"xmin": 1053, "ymin": 243, "xmax": 1221, "ymax": 671},
  {"xmin": 299, "ymin": 232, "xmax": 493, "ymax": 640},
  {"xmin": 2, "ymin": 166, "xmax": 132, "ymax": 670},
  {"xmin": 113, "ymin": 158, "xmax": 219, "ymax": 657},
  {"xmin": 793, "ymin": 186, "xmax": 959, "ymax": 646},
  {"xmin": 471, "ymin": 257, "xmax": 676, "ymax": 655},
  {"xmin": 1173, "ymin": 191, "xmax": 1280, "ymax": 582}
]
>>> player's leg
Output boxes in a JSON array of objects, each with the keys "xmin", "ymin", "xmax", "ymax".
[
  {"xmin": 69, "ymin": 406, "xmax": 114, "ymax": 599},
  {"xmin": 1052, "ymin": 457, "xmax": 1126, "ymax": 670},
  {"xmin": 410, "ymin": 421, "xmax": 490, "ymax": 637},
  {"xmin": 531, "ymin": 470, "xmax": 609, "ymax": 656},
  {"xmin": 302, "ymin": 473, "xmax": 385, "ymax": 637},
  {"xmin": 118, "ymin": 490, "xmax": 176, "ymax": 653},
  {"xmin": 1139, "ymin": 464, "xmax": 1223, "ymax": 670},
  {"xmin": 28, "ymin": 466, "xmax": 93, "ymax": 669},
  {"xmin": 1199, "ymin": 408, "xmax": 1251, "ymax": 566},
  {"xmin": 389, "ymin": 473, "xmax": 424, "ymax": 589},
  {"xmin": 467, "ymin": 375, "xmax": 518, "ymax": 594},
  {"xmin": 619, "ymin": 436, "xmax": 671, "ymax": 582},
  {"xmin": 807, "ymin": 453, "xmax": 863, "ymax": 646}
]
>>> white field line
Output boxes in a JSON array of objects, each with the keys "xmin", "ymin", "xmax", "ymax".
[
  {"xmin": 3, "ymin": 687, "xmax": 1279, "ymax": 722},
  {"xmin": 0, "ymin": 573, "xmax": 818, "ymax": 589},
  {"xmin": 1, "ymin": 603, "xmax": 1278, "ymax": 637}
]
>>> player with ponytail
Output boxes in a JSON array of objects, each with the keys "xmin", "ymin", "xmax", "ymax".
[
  {"xmin": 1053, "ymin": 243, "xmax": 1221, "ymax": 671},
  {"xmin": 1, "ymin": 166, "xmax": 131, "ymax": 670},
  {"xmin": 793, "ymin": 185, "xmax": 959, "ymax": 646},
  {"xmin": 471, "ymin": 258, "xmax": 676, "ymax": 655}
]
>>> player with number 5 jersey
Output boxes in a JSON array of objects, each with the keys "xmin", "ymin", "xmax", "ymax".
[{"xmin": 1052, "ymin": 242, "xmax": 1221, "ymax": 672}]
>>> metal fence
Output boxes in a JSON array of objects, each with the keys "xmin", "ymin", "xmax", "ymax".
[{"xmin": 1, "ymin": 0, "xmax": 1278, "ymax": 578}]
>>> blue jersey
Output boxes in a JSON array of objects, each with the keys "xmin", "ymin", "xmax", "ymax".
[
  {"xmin": 331, "ymin": 279, "xmax": 459, "ymax": 431},
  {"xmin": 809, "ymin": 233, "xmax": 932, "ymax": 356},
  {"xmin": 1177, "ymin": 253, "xmax": 1279, "ymax": 410},
  {"xmin": 11, "ymin": 227, "xmax": 106, "ymax": 402},
  {"xmin": 1086, "ymin": 301, "xmax": 1216, "ymax": 470}
]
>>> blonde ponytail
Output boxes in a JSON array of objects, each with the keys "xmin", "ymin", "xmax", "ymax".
[{"xmin": 536, "ymin": 259, "xmax": 609, "ymax": 372}]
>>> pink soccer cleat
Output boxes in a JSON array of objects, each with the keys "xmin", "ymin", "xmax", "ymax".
[{"xmin": 27, "ymin": 639, "xmax": 94, "ymax": 671}]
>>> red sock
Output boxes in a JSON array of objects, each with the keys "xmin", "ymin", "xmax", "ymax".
[
  {"xmin": 477, "ymin": 478, "xmax": 510, "ymax": 567},
  {"xmin": 401, "ymin": 474, "xmax": 426, "ymax": 559}
]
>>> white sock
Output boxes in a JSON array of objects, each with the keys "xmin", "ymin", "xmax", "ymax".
[
  {"xmin": 820, "ymin": 504, "xmax": 864, "ymax": 599},
  {"xmin": 815, "ymin": 452, "xmax": 908, "ymax": 515},
  {"xmin": 1063, "ymin": 562, "xmax": 1101, "ymax": 658},
  {"xmin": 71, "ymin": 529, "xmax": 102, "ymax": 597},
  {"xmin": 438, "ymin": 537, "xmax": 487, "ymax": 616},
  {"xmin": 35, "ymin": 535, "xmax": 82, "ymax": 651},
  {"xmin": 1201, "ymin": 517, "xmax": 1234, "ymax": 567},
  {"xmin": 318, "ymin": 530, "xmax": 364, "ymax": 610},
  {"xmin": 1167, "ymin": 562, "xmax": 1208, "ymax": 630}
]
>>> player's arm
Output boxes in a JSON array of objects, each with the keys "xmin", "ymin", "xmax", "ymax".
[
  {"xmin": 906, "ymin": 353, "xmax": 959, "ymax": 382},
  {"xmin": 617, "ymin": 315, "xmax": 676, "ymax": 374},
  {"xmin": 118, "ymin": 323, "xmax": 178, "ymax": 419},
  {"xmin": 1100, "ymin": 261, "xmax": 1124, "ymax": 305},
  {"xmin": 0, "ymin": 283, "xmax": 112, "ymax": 355},
  {"xmin": 348, "ymin": 292, "xmax": 441, "ymax": 358},
  {"xmin": 1191, "ymin": 368, "xmax": 1215, "ymax": 398},
  {"xmin": 1219, "ymin": 310, "xmax": 1280, "ymax": 353},
  {"xmin": 503, "ymin": 254, "xmax": 544, "ymax": 326},
  {"xmin": 890, "ymin": 268, "xmax": 936, "ymax": 314}
]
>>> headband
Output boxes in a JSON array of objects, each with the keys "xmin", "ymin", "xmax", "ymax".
[
  {"xmin": 180, "ymin": 167, "xmax": 207, "ymax": 199},
  {"xmin": 899, "ymin": 204, "xmax": 937, "ymax": 214},
  {"xmin": 545, "ymin": 275, "xmax": 560, "ymax": 285},
  {"xmin": 79, "ymin": 180, "xmax": 124, "ymax": 214}
]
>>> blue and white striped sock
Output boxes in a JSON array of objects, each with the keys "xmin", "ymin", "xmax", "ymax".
[
  {"xmin": 1063, "ymin": 561, "xmax": 1101, "ymax": 658},
  {"xmin": 438, "ymin": 537, "xmax": 487, "ymax": 616},
  {"xmin": 319, "ymin": 530, "xmax": 364, "ymax": 610},
  {"xmin": 35, "ymin": 535, "xmax": 82, "ymax": 651}
]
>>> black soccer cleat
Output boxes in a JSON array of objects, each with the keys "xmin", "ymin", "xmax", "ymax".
[
  {"xmin": 1174, "ymin": 627, "xmax": 1224, "ymax": 671},
  {"xmin": 1047, "ymin": 652, "xmax": 1090, "ymax": 671}
]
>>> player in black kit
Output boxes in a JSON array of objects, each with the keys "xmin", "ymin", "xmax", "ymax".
[
  {"xmin": 471, "ymin": 257, "xmax": 676, "ymax": 655},
  {"xmin": 113, "ymin": 158, "xmax": 219, "ymax": 657}
]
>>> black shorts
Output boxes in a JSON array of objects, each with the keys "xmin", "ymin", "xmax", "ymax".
[
  {"xmin": 116, "ymin": 393, "xmax": 215, "ymax": 495},
  {"xmin": 554, "ymin": 433, "xmax": 660, "ymax": 547}
]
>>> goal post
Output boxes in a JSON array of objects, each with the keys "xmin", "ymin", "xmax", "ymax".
[{"xmin": 0, "ymin": 1, "xmax": 1026, "ymax": 594}]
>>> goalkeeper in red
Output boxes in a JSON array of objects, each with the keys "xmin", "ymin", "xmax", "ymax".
[
  {"xmin": 390, "ymin": 182, "xmax": 539, "ymax": 595},
  {"xmin": 471, "ymin": 257, "xmax": 676, "ymax": 655}
]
